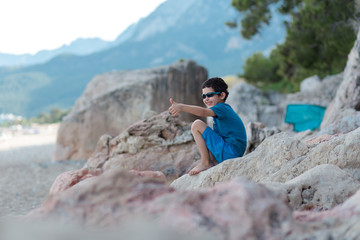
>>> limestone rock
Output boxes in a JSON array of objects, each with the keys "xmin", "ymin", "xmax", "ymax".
[
  {"xmin": 28, "ymin": 171, "xmax": 296, "ymax": 240},
  {"xmin": 49, "ymin": 167, "xmax": 166, "ymax": 196},
  {"xmin": 286, "ymin": 73, "xmax": 342, "ymax": 108},
  {"xmin": 227, "ymin": 82, "xmax": 286, "ymax": 127},
  {"xmin": 319, "ymin": 109, "xmax": 360, "ymax": 134},
  {"xmin": 1, "ymin": 219, "xmax": 214, "ymax": 240},
  {"xmin": 264, "ymin": 164, "xmax": 360, "ymax": 211},
  {"xmin": 292, "ymin": 187, "xmax": 360, "ymax": 239},
  {"xmin": 171, "ymin": 132, "xmax": 309, "ymax": 190},
  {"xmin": 321, "ymin": 27, "xmax": 360, "ymax": 128},
  {"xmin": 295, "ymin": 128, "xmax": 360, "ymax": 180},
  {"xmin": 171, "ymin": 127, "xmax": 360, "ymax": 191},
  {"xmin": 49, "ymin": 168, "xmax": 102, "ymax": 195},
  {"xmin": 245, "ymin": 121, "xmax": 282, "ymax": 154},
  {"xmin": 54, "ymin": 60, "xmax": 207, "ymax": 161},
  {"xmin": 300, "ymin": 75, "xmax": 321, "ymax": 92},
  {"xmin": 302, "ymin": 133, "xmax": 338, "ymax": 146},
  {"xmin": 129, "ymin": 170, "xmax": 167, "ymax": 183},
  {"xmin": 86, "ymin": 111, "xmax": 198, "ymax": 182}
]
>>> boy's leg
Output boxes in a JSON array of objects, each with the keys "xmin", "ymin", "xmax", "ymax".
[
  {"xmin": 189, "ymin": 119, "xmax": 212, "ymax": 175},
  {"xmin": 209, "ymin": 151, "xmax": 218, "ymax": 166}
]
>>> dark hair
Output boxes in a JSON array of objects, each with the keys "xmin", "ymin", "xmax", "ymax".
[{"xmin": 201, "ymin": 77, "xmax": 229, "ymax": 101}]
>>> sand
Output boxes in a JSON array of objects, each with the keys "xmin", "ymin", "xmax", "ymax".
[{"xmin": 0, "ymin": 124, "xmax": 86, "ymax": 217}]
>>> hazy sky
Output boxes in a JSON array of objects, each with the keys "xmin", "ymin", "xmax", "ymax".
[{"xmin": 0, "ymin": 0, "xmax": 167, "ymax": 55}]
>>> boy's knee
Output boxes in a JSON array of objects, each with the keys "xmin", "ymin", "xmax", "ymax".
[{"xmin": 191, "ymin": 119, "xmax": 206, "ymax": 133}]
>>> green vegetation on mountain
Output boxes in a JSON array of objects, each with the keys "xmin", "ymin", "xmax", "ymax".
[
  {"xmin": 28, "ymin": 107, "xmax": 71, "ymax": 124},
  {"xmin": 230, "ymin": 0, "xmax": 359, "ymax": 92}
]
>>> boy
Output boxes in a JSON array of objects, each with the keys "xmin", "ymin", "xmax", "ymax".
[{"xmin": 169, "ymin": 77, "xmax": 247, "ymax": 175}]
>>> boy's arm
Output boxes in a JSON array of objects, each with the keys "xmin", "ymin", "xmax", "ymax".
[{"xmin": 169, "ymin": 98, "xmax": 215, "ymax": 117}]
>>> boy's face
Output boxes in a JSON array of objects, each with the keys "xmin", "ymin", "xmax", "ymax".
[{"xmin": 202, "ymin": 87, "xmax": 225, "ymax": 108}]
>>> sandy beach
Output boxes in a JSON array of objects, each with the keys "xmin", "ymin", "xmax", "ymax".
[{"xmin": 0, "ymin": 124, "xmax": 85, "ymax": 217}]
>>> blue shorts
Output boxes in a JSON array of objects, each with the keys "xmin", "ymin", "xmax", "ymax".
[{"xmin": 202, "ymin": 126, "xmax": 244, "ymax": 163}]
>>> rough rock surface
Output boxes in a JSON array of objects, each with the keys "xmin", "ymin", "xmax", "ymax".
[
  {"xmin": 321, "ymin": 27, "xmax": 360, "ymax": 128},
  {"xmin": 319, "ymin": 108, "xmax": 360, "ymax": 135},
  {"xmin": 171, "ymin": 127, "xmax": 360, "ymax": 190},
  {"xmin": 128, "ymin": 170, "xmax": 167, "ymax": 183},
  {"xmin": 49, "ymin": 168, "xmax": 102, "ymax": 195},
  {"xmin": 264, "ymin": 164, "xmax": 360, "ymax": 211},
  {"xmin": 2, "ymin": 218, "xmax": 215, "ymax": 240},
  {"xmin": 227, "ymin": 82, "xmax": 285, "ymax": 127},
  {"xmin": 86, "ymin": 111, "xmax": 198, "ymax": 182},
  {"xmin": 292, "ymin": 188, "xmax": 360, "ymax": 239},
  {"xmin": 28, "ymin": 171, "xmax": 296, "ymax": 240},
  {"xmin": 300, "ymin": 75, "xmax": 321, "ymax": 92},
  {"xmin": 245, "ymin": 121, "xmax": 282, "ymax": 154},
  {"xmin": 49, "ymin": 168, "xmax": 167, "ymax": 196},
  {"xmin": 286, "ymin": 73, "xmax": 342, "ymax": 107},
  {"xmin": 54, "ymin": 60, "xmax": 207, "ymax": 161}
]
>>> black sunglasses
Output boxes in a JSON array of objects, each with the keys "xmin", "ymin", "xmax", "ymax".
[{"xmin": 202, "ymin": 92, "xmax": 221, "ymax": 99}]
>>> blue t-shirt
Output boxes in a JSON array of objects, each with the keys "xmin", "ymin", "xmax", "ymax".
[{"xmin": 210, "ymin": 103, "xmax": 247, "ymax": 155}]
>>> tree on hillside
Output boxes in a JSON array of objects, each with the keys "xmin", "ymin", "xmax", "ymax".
[
  {"xmin": 229, "ymin": 0, "xmax": 360, "ymax": 91},
  {"xmin": 241, "ymin": 51, "xmax": 281, "ymax": 88},
  {"xmin": 30, "ymin": 108, "xmax": 71, "ymax": 124}
]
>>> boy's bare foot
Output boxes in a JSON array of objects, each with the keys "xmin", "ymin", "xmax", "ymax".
[{"xmin": 188, "ymin": 163, "xmax": 212, "ymax": 176}]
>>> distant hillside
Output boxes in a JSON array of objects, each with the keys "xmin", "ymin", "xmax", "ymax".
[{"xmin": 0, "ymin": 0, "xmax": 285, "ymax": 117}]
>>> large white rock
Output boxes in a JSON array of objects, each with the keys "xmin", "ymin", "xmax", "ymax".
[
  {"xmin": 227, "ymin": 82, "xmax": 286, "ymax": 127},
  {"xmin": 171, "ymin": 127, "xmax": 360, "ymax": 190},
  {"xmin": 287, "ymin": 73, "xmax": 342, "ymax": 107},
  {"xmin": 170, "ymin": 132, "xmax": 310, "ymax": 190},
  {"xmin": 54, "ymin": 61, "xmax": 207, "ymax": 160},
  {"xmin": 322, "ymin": 27, "xmax": 360, "ymax": 128},
  {"xmin": 300, "ymin": 75, "xmax": 321, "ymax": 92},
  {"xmin": 85, "ymin": 111, "xmax": 199, "ymax": 182},
  {"xmin": 264, "ymin": 164, "xmax": 360, "ymax": 211}
]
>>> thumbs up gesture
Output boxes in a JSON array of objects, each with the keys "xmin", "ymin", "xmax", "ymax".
[{"xmin": 169, "ymin": 98, "xmax": 180, "ymax": 116}]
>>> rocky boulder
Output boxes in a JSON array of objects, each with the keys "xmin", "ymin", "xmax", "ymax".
[
  {"xmin": 13, "ymin": 171, "xmax": 360, "ymax": 240},
  {"xmin": 86, "ymin": 111, "xmax": 199, "ymax": 182},
  {"xmin": 170, "ymin": 132, "xmax": 309, "ymax": 190},
  {"xmin": 28, "ymin": 171, "xmax": 296, "ymax": 240},
  {"xmin": 318, "ymin": 108, "xmax": 360, "ymax": 135},
  {"xmin": 264, "ymin": 164, "xmax": 360, "ymax": 211},
  {"xmin": 292, "ymin": 188, "xmax": 360, "ymax": 239},
  {"xmin": 245, "ymin": 121, "xmax": 282, "ymax": 154},
  {"xmin": 171, "ymin": 127, "xmax": 360, "ymax": 199},
  {"xmin": 321, "ymin": 27, "xmax": 360, "ymax": 129},
  {"xmin": 300, "ymin": 75, "xmax": 322, "ymax": 92},
  {"xmin": 54, "ymin": 60, "xmax": 207, "ymax": 161},
  {"xmin": 227, "ymin": 82, "xmax": 286, "ymax": 127},
  {"xmin": 286, "ymin": 73, "xmax": 343, "ymax": 108},
  {"xmin": 49, "ymin": 168, "xmax": 167, "ymax": 196},
  {"xmin": 49, "ymin": 168, "xmax": 102, "ymax": 195}
]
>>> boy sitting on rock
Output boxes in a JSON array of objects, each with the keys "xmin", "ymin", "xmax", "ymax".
[{"xmin": 169, "ymin": 77, "xmax": 247, "ymax": 175}]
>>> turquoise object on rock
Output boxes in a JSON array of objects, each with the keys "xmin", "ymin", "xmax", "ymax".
[{"xmin": 285, "ymin": 104, "xmax": 326, "ymax": 132}]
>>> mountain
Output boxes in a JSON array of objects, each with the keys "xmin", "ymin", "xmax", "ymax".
[
  {"xmin": 0, "ymin": 0, "xmax": 286, "ymax": 117},
  {"xmin": 0, "ymin": 38, "xmax": 112, "ymax": 67}
]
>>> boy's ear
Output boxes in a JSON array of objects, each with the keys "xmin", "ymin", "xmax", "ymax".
[{"xmin": 220, "ymin": 92, "xmax": 226, "ymax": 100}]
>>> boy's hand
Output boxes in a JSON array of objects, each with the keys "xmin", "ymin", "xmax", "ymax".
[{"xmin": 169, "ymin": 98, "xmax": 181, "ymax": 116}]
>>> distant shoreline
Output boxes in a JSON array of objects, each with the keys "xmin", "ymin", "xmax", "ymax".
[{"xmin": 0, "ymin": 123, "xmax": 58, "ymax": 151}]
